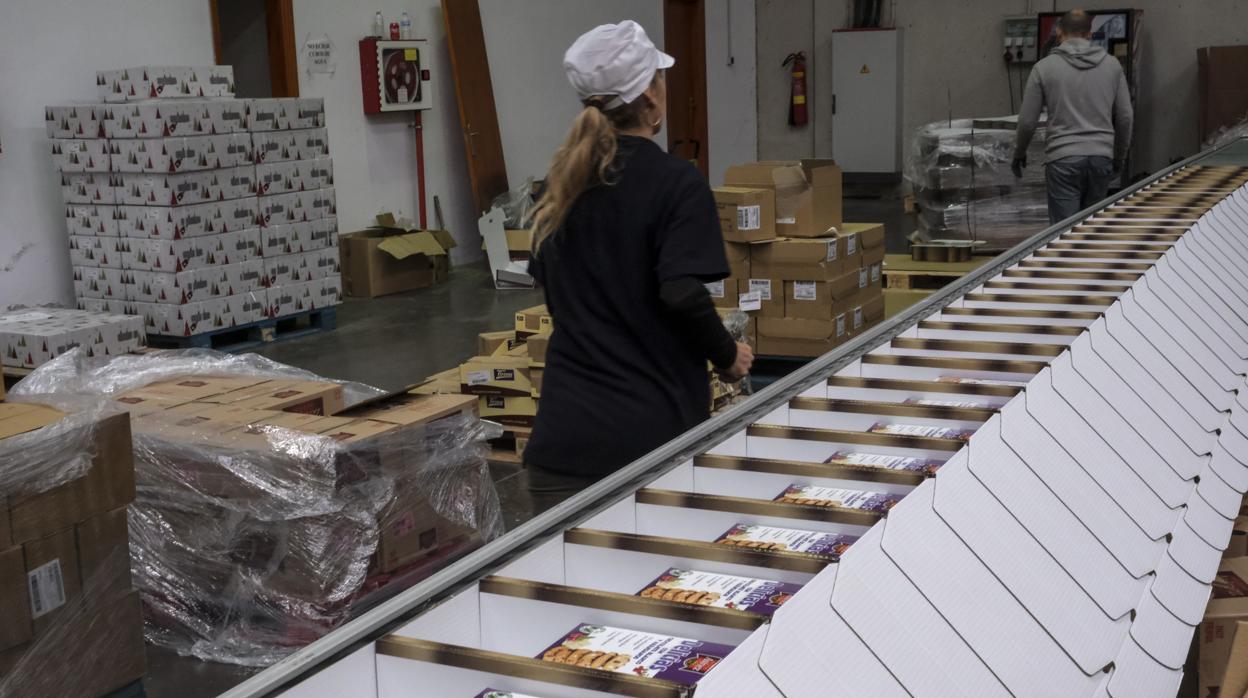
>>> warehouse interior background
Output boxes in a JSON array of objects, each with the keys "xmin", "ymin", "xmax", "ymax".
[{"xmin": 5, "ymin": 0, "xmax": 1245, "ymax": 309}]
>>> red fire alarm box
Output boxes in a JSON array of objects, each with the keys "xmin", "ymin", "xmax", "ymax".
[{"xmin": 359, "ymin": 38, "xmax": 433, "ymax": 114}]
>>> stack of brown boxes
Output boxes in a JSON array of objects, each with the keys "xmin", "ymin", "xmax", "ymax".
[
  {"xmin": 0, "ymin": 403, "xmax": 145, "ymax": 696},
  {"xmin": 1199, "ymin": 500, "xmax": 1248, "ymax": 697},
  {"xmin": 713, "ymin": 160, "xmax": 885, "ymax": 358}
]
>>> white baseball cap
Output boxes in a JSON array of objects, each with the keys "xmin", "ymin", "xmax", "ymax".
[{"xmin": 563, "ymin": 20, "xmax": 675, "ymax": 110}]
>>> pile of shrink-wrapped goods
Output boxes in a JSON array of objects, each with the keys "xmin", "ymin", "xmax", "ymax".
[
  {"xmin": 10, "ymin": 349, "xmax": 503, "ymax": 666},
  {"xmin": 905, "ymin": 118, "xmax": 1049, "ymax": 251}
]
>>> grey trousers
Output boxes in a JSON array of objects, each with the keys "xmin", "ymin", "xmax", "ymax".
[{"xmin": 1045, "ymin": 155, "xmax": 1115, "ymax": 224}]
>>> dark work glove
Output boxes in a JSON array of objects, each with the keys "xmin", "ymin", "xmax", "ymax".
[{"xmin": 1011, "ymin": 157, "xmax": 1026, "ymax": 178}]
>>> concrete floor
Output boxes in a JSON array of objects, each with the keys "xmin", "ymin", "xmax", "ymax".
[{"xmin": 140, "ymin": 183, "xmax": 915, "ymax": 698}]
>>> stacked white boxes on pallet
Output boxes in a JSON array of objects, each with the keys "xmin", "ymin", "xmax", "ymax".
[{"xmin": 48, "ymin": 66, "xmax": 341, "ymax": 340}]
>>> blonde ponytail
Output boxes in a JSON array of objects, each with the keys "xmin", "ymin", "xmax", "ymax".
[{"xmin": 530, "ymin": 105, "xmax": 618, "ymax": 249}]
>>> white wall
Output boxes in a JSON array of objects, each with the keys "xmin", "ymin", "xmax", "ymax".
[
  {"xmin": 478, "ymin": 0, "xmax": 666, "ymax": 185},
  {"xmin": 757, "ymin": 0, "xmax": 1248, "ymax": 174},
  {"xmin": 293, "ymin": 0, "xmax": 480, "ymax": 264},
  {"xmin": 0, "ymin": 0, "xmax": 215, "ymax": 308},
  {"xmin": 706, "ymin": 0, "xmax": 759, "ymax": 185}
]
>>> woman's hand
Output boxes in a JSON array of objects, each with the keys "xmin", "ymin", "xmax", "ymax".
[{"xmin": 718, "ymin": 342, "xmax": 754, "ymax": 382}]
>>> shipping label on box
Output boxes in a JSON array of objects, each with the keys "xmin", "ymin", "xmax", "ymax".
[
  {"xmin": 45, "ymin": 104, "xmax": 106, "ymax": 140},
  {"xmin": 713, "ymin": 187, "xmax": 776, "ymax": 243},
  {"xmin": 775, "ymin": 484, "xmax": 902, "ymax": 513},
  {"xmin": 538, "ymin": 623, "xmax": 734, "ymax": 684},
  {"xmin": 637, "ymin": 569, "xmax": 801, "ymax": 616},
  {"xmin": 295, "ymin": 128, "xmax": 331, "ymax": 160},
  {"xmin": 60, "ymin": 172, "xmax": 117, "ymax": 205},
  {"xmin": 51, "ymin": 139, "xmax": 111, "ymax": 173},
  {"xmin": 714, "ymin": 523, "xmax": 857, "ymax": 555},
  {"xmin": 247, "ymin": 98, "xmax": 294, "ymax": 132},
  {"xmin": 256, "ymin": 161, "xmax": 304, "ymax": 196},
  {"xmin": 251, "ymin": 131, "xmax": 300, "ymax": 164}
]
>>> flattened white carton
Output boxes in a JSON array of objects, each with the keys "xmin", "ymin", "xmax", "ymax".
[
  {"xmin": 473, "ymin": 691, "xmax": 546, "ymax": 698},
  {"xmin": 45, "ymin": 104, "xmax": 107, "ymax": 139},
  {"xmin": 251, "ymin": 131, "xmax": 300, "ymax": 164},
  {"xmin": 867, "ymin": 422, "xmax": 975, "ymax": 441},
  {"xmin": 60, "ymin": 173, "xmax": 117, "ymax": 205},
  {"xmin": 538, "ymin": 624, "xmax": 734, "ymax": 683},
  {"xmin": 774, "ymin": 484, "xmax": 902, "ymax": 513},
  {"xmin": 51, "ymin": 139, "xmax": 111, "ymax": 173},
  {"xmin": 713, "ymin": 523, "xmax": 857, "ymax": 556},
  {"xmin": 637, "ymin": 569, "xmax": 801, "ymax": 616},
  {"xmin": 825, "ymin": 450, "xmax": 944, "ymax": 476},
  {"xmin": 295, "ymin": 128, "xmax": 331, "ymax": 160},
  {"xmin": 65, "ymin": 204, "xmax": 120, "ymax": 237}
]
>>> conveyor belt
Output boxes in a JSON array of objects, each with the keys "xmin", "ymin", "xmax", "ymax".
[{"xmin": 227, "ymin": 143, "xmax": 1248, "ymax": 698}]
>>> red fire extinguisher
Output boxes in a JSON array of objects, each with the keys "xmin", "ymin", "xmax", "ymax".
[{"xmin": 783, "ymin": 52, "xmax": 808, "ymax": 127}]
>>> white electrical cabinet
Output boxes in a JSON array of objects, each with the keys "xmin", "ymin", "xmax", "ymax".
[{"xmin": 830, "ymin": 28, "xmax": 901, "ymax": 175}]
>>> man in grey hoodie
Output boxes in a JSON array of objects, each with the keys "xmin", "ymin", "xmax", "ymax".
[{"xmin": 1013, "ymin": 10, "xmax": 1134, "ymax": 223}]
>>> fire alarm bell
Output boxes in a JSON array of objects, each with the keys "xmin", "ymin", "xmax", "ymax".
[{"xmin": 359, "ymin": 38, "xmax": 432, "ymax": 113}]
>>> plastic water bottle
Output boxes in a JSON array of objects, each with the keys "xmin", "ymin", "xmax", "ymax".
[
  {"xmin": 373, "ymin": 12, "xmax": 384, "ymax": 38},
  {"xmin": 400, "ymin": 12, "xmax": 412, "ymax": 39}
]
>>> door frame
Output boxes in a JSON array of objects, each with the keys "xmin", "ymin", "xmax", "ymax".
[
  {"xmin": 209, "ymin": 0, "xmax": 300, "ymax": 97},
  {"xmin": 664, "ymin": 0, "xmax": 710, "ymax": 177}
]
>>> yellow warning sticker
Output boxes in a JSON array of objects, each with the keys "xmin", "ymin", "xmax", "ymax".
[
  {"xmin": 860, "ymin": 64, "xmax": 870, "ymax": 74},
  {"xmin": 405, "ymin": 48, "xmax": 418, "ymax": 61}
]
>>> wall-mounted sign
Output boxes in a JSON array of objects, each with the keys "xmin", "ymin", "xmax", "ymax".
[{"xmin": 303, "ymin": 34, "xmax": 336, "ymax": 76}]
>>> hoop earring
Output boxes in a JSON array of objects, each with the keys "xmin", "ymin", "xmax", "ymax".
[{"xmin": 651, "ymin": 118, "xmax": 662, "ymax": 128}]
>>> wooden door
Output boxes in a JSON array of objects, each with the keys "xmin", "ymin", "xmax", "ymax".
[
  {"xmin": 209, "ymin": 0, "xmax": 298, "ymax": 98},
  {"xmin": 664, "ymin": 0, "xmax": 709, "ymax": 177},
  {"xmin": 443, "ymin": 0, "xmax": 510, "ymax": 215}
]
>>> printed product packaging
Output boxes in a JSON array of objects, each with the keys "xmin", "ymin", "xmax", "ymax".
[
  {"xmin": 538, "ymin": 624, "xmax": 733, "ymax": 684},
  {"xmin": 825, "ymin": 450, "xmax": 944, "ymax": 476},
  {"xmin": 713, "ymin": 523, "xmax": 857, "ymax": 556},
  {"xmin": 637, "ymin": 568, "xmax": 801, "ymax": 616},
  {"xmin": 867, "ymin": 422, "xmax": 975, "ymax": 441},
  {"xmin": 774, "ymin": 484, "xmax": 902, "ymax": 513}
]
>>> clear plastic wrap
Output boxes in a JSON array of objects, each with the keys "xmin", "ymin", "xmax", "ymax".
[
  {"xmin": 1208, "ymin": 119, "xmax": 1248, "ymax": 149},
  {"xmin": 12, "ymin": 348, "xmax": 504, "ymax": 666},
  {"xmin": 0, "ymin": 396, "xmax": 107, "ymax": 497},
  {"xmin": 490, "ymin": 176, "xmax": 537, "ymax": 228},
  {"xmin": 905, "ymin": 118, "xmax": 1049, "ymax": 249}
]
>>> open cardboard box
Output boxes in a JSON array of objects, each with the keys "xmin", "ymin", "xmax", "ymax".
[
  {"xmin": 724, "ymin": 160, "xmax": 842, "ymax": 238},
  {"xmin": 340, "ymin": 213, "xmax": 456, "ymax": 298}
]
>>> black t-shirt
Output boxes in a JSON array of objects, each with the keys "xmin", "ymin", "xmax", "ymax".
[{"xmin": 525, "ymin": 136, "xmax": 730, "ymax": 477}]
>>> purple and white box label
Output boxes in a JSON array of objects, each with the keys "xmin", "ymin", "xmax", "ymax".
[
  {"xmin": 713, "ymin": 523, "xmax": 857, "ymax": 556},
  {"xmin": 638, "ymin": 568, "xmax": 801, "ymax": 616},
  {"xmin": 538, "ymin": 624, "xmax": 733, "ymax": 683},
  {"xmin": 775, "ymin": 484, "xmax": 902, "ymax": 513}
]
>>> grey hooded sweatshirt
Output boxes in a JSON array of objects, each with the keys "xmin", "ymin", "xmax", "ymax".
[{"xmin": 1014, "ymin": 38, "xmax": 1134, "ymax": 164}]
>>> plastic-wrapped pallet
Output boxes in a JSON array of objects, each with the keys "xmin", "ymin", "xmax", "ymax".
[
  {"xmin": 0, "ymin": 397, "xmax": 146, "ymax": 696},
  {"xmin": 11, "ymin": 349, "xmax": 503, "ymax": 666},
  {"xmin": 905, "ymin": 118, "xmax": 1049, "ymax": 250}
]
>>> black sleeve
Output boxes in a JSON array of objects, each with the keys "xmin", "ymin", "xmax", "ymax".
[
  {"xmin": 659, "ymin": 276, "xmax": 738, "ymax": 370},
  {"xmin": 654, "ymin": 165, "xmax": 731, "ymax": 283}
]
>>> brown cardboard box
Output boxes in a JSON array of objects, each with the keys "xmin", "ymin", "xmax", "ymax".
[
  {"xmin": 459, "ymin": 356, "xmax": 533, "ymax": 397},
  {"xmin": 478, "ymin": 330, "xmax": 519, "ymax": 357},
  {"xmin": 884, "ymin": 288, "xmax": 935, "ymax": 319},
  {"xmin": 851, "ymin": 294, "xmax": 886, "ymax": 335},
  {"xmin": 724, "ymin": 160, "xmax": 842, "ymax": 237},
  {"xmin": 339, "ymin": 228, "xmax": 455, "ymax": 298},
  {"xmin": 1201, "ymin": 556, "xmax": 1248, "ymax": 698},
  {"xmin": 706, "ymin": 277, "xmax": 741, "ymax": 309},
  {"xmin": 713, "ymin": 187, "xmax": 777, "ymax": 243},
  {"xmin": 745, "ymin": 277, "xmax": 784, "ymax": 317},
  {"xmin": 0, "ymin": 547, "xmax": 30, "ymax": 652},
  {"xmin": 75, "ymin": 507, "xmax": 130, "ymax": 585},
  {"xmin": 374, "ymin": 488, "xmax": 472, "ymax": 574},
  {"xmin": 205, "ymin": 379, "xmax": 346, "ymax": 416},
  {"xmin": 505, "ymin": 228, "xmax": 534, "ymax": 260},
  {"xmin": 1198, "ymin": 46, "xmax": 1248, "ymax": 143},
  {"xmin": 752, "ymin": 237, "xmax": 851, "ymax": 280},
  {"xmin": 783, "ymin": 269, "xmax": 861, "ymax": 321},
  {"xmin": 526, "ymin": 331, "xmax": 552, "ymax": 364},
  {"xmin": 757, "ymin": 315, "xmax": 848, "ymax": 358},
  {"xmin": 478, "ymin": 394, "xmax": 539, "ymax": 427},
  {"xmin": 23, "ymin": 528, "xmax": 82, "ymax": 636},
  {"xmin": 841, "ymin": 222, "xmax": 886, "ymax": 269},
  {"xmin": 120, "ymin": 376, "xmax": 271, "ymax": 403},
  {"xmin": 8, "ymin": 411, "xmax": 135, "ymax": 545},
  {"xmin": 339, "ymin": 393, "xmax": 477, "ymax": 427},
  {"xmin": 725, "ymin": 242, "xmax": 751, "ymax": 279},
  {"xmin": 531, "ymin": 366, "xmax": 544, "ymax": 396},
  {"xmin": 514, "ymin": 305, "xmax": 552, "ymax": 334},
  {"xmin": 410, "ymin": 368, "xmax": 462, "ymax": 396}
]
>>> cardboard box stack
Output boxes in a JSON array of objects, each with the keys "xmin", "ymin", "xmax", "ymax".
[
  {"xmin": 47, "ymin": 65, "xmax": 341, "ymax": 340},
  {"xmin": 1200, "ymin": 503, "xmax": 1248, "ymax": 697},
  {"xmin": 100, "ymin": 372, "xmax": 498, "ymax": 664},
  {"xmin": 0, "ymin": 308, "xmax": 145, "ymax": 369},
  {"xmin": 714, "ymin": 161, "xmax": 884, "ymax": 358},
  {"xmin": 339, "ymin": 213, "xmax": 456, "ymax": 298},
  {"xmin": 0, "ymin": 403, "xmax": 145, "ymax": 695}
]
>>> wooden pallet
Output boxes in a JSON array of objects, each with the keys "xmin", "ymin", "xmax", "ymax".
[
  {"xmin": 146, "ymin": 307, "xmax": 337, "ymax": 352},
  {"xmin": 882, "ymin": 253, "xmax": 992, "ymax": 290}
]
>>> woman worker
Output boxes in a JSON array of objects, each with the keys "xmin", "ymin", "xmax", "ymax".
[{"xmin": 523, "ymin": 20, "xmax": 754, "ymax": 508}]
